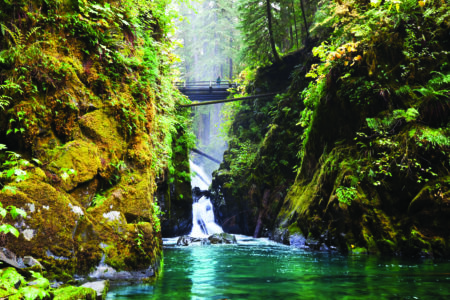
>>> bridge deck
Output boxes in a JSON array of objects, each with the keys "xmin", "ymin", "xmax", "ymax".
[{"xmin": 176, "ymin": 81, "xmax": 237, "ymax": 102}]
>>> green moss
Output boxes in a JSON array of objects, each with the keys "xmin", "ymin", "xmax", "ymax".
[
  {"xmin": 0, "ymin": 0, "xmax": 190, "ymax": 282},
  {"xmin": 288, "ymin": 222, "xmax": 301, "ymax": 235},
  {"xmin": 53, "ymin": 286, "xmax": 96, "ymax": 300},
  {"xmin": 351, "ymin": 247, "xmax": 368, "ymax": 255},
  {"xmin": 48, "ymin": 140, "xmax": 102, "ymax": 191},
  {"xmin": 104, "ymin": 243, "xmax": 129, "ymax": 271}
]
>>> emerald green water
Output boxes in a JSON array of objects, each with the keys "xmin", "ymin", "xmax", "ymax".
[{"xmin": 107, "ymin": 236, "xmax": 450, "ymax": 299}]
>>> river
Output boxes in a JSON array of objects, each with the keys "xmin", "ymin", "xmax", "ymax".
[{"xmin": 106, "ymin": 235, "xmax": 450, "ymax": 299}]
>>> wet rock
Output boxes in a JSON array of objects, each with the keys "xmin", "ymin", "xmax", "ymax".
[
  {"xmin": 88, "ymin": 263, "xmax": 155, "ymax": 281},
  {"xmin": 53, "ymin": 286, "xmax": 97, "ymax": 300},
  {"xmin": 289, "ymin": 233, "xmax": 308, "ymax": 249},
  {"xmin": 23, "ymin": 256, "xmax": 44, "ymax": 268},
  {"xmin": 269, "ymin": 228, "xmax": 290, "ymax": 245},
  {"xmin": 81, "ymin": 280, "xmax": 109, "ymax": 300},
  {"xmin": 208, "ymin": 233, "xmax": 237, "ymax": 244},
  {"xmin": 0, "ymin": 248, "xmax": 23, "ymax": 269},
  {"xmin": 177, "ymin": 235, "xmax": 192, "ymax": 246},
  {"xmin": 176, "ymin": 235, "xmax": 202, "ymax": 246},
  {"xmin": 201, "ymin": 238, "xmax": 211, "ymax": 245}
]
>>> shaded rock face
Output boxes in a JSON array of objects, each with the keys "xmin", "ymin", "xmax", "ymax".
[
  {"xmin": 211, "ymin": 47, "xmax": 317, "ymax": 237},
  {"xmin": 157, "ymin": 130, "xmax": 194, "ymax": 238},
  {"xmin": 210, "ymin": 7, "xmax": 450, "ymax": 258}
]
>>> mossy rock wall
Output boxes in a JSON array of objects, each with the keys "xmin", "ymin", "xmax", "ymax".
[
  {"xmin": 0, "ymin": 0, "xmax": 189, "ymax": 280},
  {"xmin": 158, "ymin": 129, "xmax": 194, "ymax": 237},
  {"xmin": 274, "ymin": 2, "xmax": 450, "ymax": 257},
  {"xmin": 212, "ymin": 1, "xmax": 450, "ymax": 257},
  {"xmin": 211, "ymin": 44, "xmax": 317, "ymax": 236}
]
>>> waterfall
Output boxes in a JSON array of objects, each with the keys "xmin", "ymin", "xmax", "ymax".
[{"xmin": 189, "ymin": 160, "xmax": 223, "ymax": 238}]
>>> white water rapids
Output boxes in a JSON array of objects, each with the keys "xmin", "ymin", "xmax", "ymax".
[{"xmin": 189, "ymin": 160, "xmax": 223, "ymax": 238}]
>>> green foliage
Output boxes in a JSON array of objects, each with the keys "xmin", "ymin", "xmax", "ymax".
[
  {"xmin": 227, "ymin": 141, "xmax": 258, "ymax": 184},
  {"xmin": 0, "ymin": 145, "xmax": 27, "ymax": 238},
  {"xmin": 238, "ymin": 0, "xmax": 314, "ymax": 66},
  {"xmin": 0, "ymin": 146, "xmax": 31, "ymax": 188},
  {"xmin": 414, "ymin": 72, "xmax": 450, "ymax": 99},
  {"xmin": 0, "ymin": 201, "xmax": 26, "ymax": 238},
  {"xmin": 90, "ymin": 193, "xmax": 107, "ymax": 208},
  {"xmin": 411, "ymin": 126, "xmax": 450, "ymax": 150},
  {"xmin": 336, "ymin": 186, "xmax": 357, "ymax": 205},
  {"xmin": 0, "ymin": 268, "xmax": 50, "ymax": 300},
  {"xmin": 134, "ymin": 226, "xmax": 147, "ymax": 256},
  {"xmin": 0, "ymin": 24, "xmax": 45, "ymax": 66},
  {"xmin": 366, "ymin": 108, "xmax": 419, "ymax": 135},
  {"xmin": 59, "ymin": 168, "xmax": 76, "ymax": 181},
  {"xmin": 152, "ymin": 200, "xmax": 163, "ymax": 233}
]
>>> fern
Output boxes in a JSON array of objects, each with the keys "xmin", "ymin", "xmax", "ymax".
[
  {"xmin": 393, "ymin": 108, "xmax": 419, "ymax": 122},
  {"xmin": 395, "ymin": 85, "xmax": 412, "ymax": 96},
  {"xmin": 414, "ymin": 72, "xmax": 450, "ymax": 99},
  {"xmin": 429, "ymin": 71, "xmax": 450, "ymax": 88},
  {"xmin": 417, "ymin": 127, "xmax": 450, "ymax": 149},
  {"xmin": 0, "ymin": 95, "xmax": 10, "ymax": 110},
  {"xmin": 367, "ymin": 108, "xmax": 418, "ymax": 134},
  {"xmin": 0, "ymin": 24, "xmax": 46, "ymax": 66}
]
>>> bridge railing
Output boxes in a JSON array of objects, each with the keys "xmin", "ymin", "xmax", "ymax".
[{"xmin": 175, "ymin": 80, "xmax": 238, "ymax": 89}]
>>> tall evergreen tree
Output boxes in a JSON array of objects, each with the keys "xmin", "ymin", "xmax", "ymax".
[
  {"xmin": 174, "ymin": 0, "xmax": 242, "ymax": 81},
  {"xmin": 239, "ymin": 0, "xmax": 317, "ymax": 65},
  {"xmin": 239, "ymin": 0, "xmax": 279, "ymax": 65}
]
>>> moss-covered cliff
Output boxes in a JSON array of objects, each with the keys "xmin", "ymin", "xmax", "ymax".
[
  {"xmin": 212, "ymin": 0, "xmax": 450, "ymax": 257},
  {"xmin": 0, "ymin": 0, "xmax": 190, "ymax": 280}
]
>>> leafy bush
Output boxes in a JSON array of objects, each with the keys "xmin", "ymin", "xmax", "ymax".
[
  {"xmin": 336, "ymin": 186, "xmax": 357, "ymax": 205},
  {"xmin": 0, "ymin": 268, "xmax": 50, "ymax": 300}
]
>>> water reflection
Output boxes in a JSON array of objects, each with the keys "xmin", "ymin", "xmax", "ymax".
[{"xmin": 107, "ymin": 237, "xmax": 450, "ymax": 299}]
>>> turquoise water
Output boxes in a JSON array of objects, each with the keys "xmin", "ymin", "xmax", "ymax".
[{"xmin": 107, "ymin": 236, "xmax": 450, "ymax": 299}]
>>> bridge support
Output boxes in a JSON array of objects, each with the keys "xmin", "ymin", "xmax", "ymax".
[
  {"xmin": 191, "ymin": 148, "xmax": 221, "ymax": 164},
  {"xmin": 178, "ymin": 93, "xmax": 277, "ymax": 108}
]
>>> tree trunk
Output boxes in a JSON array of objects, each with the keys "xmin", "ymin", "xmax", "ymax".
[
  {"xmin": 253, "ymin": 189, "xmax": 271, "ymax": 238},
  {"xmin": 266, "ymin": 0, "xmax": 281, "ymax": 63},
  {"xmin": 292, "ymin": 0, "xmax": 299, "ymax": 49},
  {"xmin": 229, "ymin": 37, "xmax": 233, "ymax": 79},
  {"xmin": 299, "ymin": 0, "xmax": 309, "ymax": 39}
]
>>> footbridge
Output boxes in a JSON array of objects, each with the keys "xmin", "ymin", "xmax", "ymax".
[
  {"xmin": 175, "ymin": 80, "xmax": 276, "ymax": 107},
  {"xmin": 175, "ymin": 80, "xmax": 237, "ymax": 102}
]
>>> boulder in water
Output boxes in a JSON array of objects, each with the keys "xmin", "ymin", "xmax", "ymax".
[
  {"xmin": 176, "ymin": 235, "xmax": 203, "ymax": 246},
  {"xmin": 81, "ymin": 280, "xmax": 109, "ymax": 300},
  {"xmin": 208, "ymin": 233, "xmax": 237, "ymax": 244}
]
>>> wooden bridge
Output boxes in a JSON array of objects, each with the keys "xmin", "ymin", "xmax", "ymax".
[{"xmin": 176, "ymin": 80, "xmax": 276, "ymax": 107}]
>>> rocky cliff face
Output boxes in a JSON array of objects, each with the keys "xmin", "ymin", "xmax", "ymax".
[
  {"xmin": 0, "ymin": 0, "xmax": 188, "ymax": 279},
  {"xmin": 212, "ymin": 1, "xmax": 450, "ymax": 257}
]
